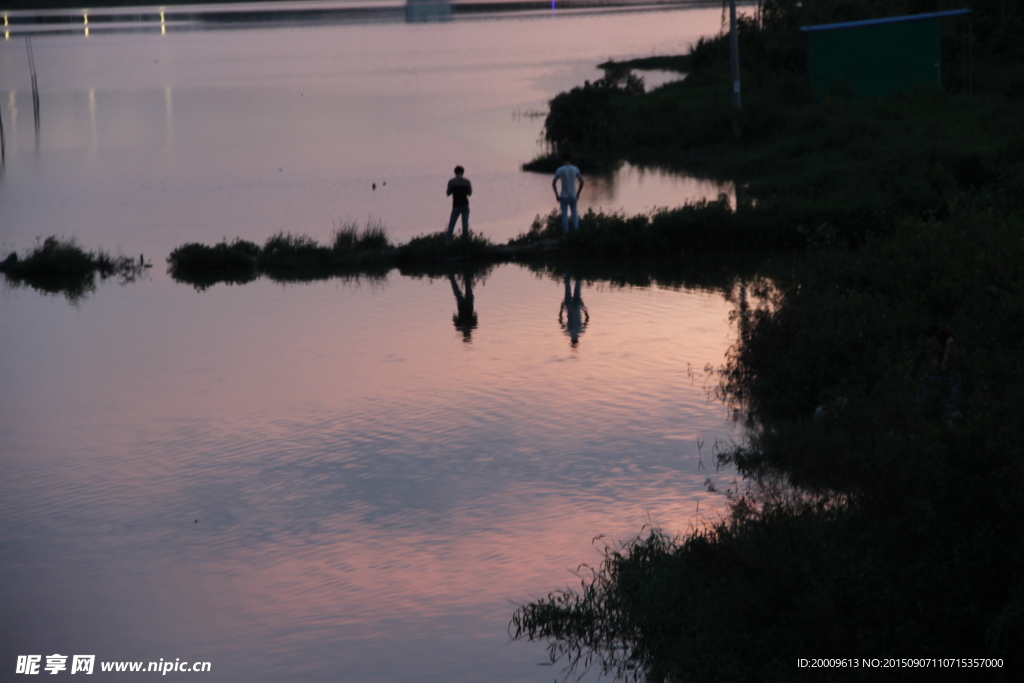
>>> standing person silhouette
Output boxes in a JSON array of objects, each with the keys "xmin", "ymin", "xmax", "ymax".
[
  {"xmin": 552, "ymin": 152, "xmax": 584, "ymax": 234},
  {"xmin": 446, "ymin": 165, "xmax": 472, "ymax": 244},
  {"xmin": 559, "ymin": 273, "xmax": 589, "ymax": 348},
  {"xmin": 449, "ymin": 272, "xmax": 478, "ymax": 342}
]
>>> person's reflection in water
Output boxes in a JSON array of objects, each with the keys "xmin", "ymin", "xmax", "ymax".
[
  {"xmin": 559, "ymin": 273, "xmax": 589, "ymax": 348},
  {"xmin": 449, "ymin": 272, "xmax": 478, "ymax": 343}
]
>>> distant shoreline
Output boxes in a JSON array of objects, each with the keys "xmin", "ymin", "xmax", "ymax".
[
  {"xmin": 1, "ymin": 1, "xmax": 407, "ymax": 39},
  {"xmin": 1, "ymin": 0, "xmax": 733, "ymax": 36},
  {"xmin": 0, "ymin": 0, "xmax": 727, "ymax": 13}
]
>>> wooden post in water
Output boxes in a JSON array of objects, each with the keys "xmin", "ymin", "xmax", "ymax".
[
  {"xmin": 728, "ymin": 0, "xmax": 741, "ymax": 140},
  {"xmin": 26, "ymin": 36, "xmax": 40, "ymax": 133}
]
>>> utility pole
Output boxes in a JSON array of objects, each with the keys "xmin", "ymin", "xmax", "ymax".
[{"xmin": 729, "ymin": 0, "xmax": 741, "ymax": 140}]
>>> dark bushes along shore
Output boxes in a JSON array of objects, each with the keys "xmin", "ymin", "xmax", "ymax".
[
  {"xmin": 165, "ymin": 221, "xmax": 516, "ymax": 289},
  {"xmin": 166, "ymin": 203, "xmax": 796, "ymax": 290},
  {"xmin": 513, "ymin": 211, "xmax": 1024, "ymax": 682},
  {"xmin": 166, "ymin": 221, "xmax": 396, "ymax": 289},
  {"xmin": 511, "ymin": 0, "xmax": 1024, "ymax": 680},
  {"xmin": 5, "ymin": 210, "xmax": 784, "ymax": 297},
  {"xmin": 527, "ymin": 1, "xmax": 1024, "ymax": 249}
]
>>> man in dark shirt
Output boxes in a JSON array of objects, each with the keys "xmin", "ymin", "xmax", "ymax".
[
  {"xmin": 449, "ymin": 272, "xmax": 478, "ymax": 342},
  {"xmin": 446, "ymin": 165, "xmax": 472, "ymax": 244}
]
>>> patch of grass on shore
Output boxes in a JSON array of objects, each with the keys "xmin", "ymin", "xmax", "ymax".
[
  {"xmin": 331, "ymin": 218, "xmax": 391, "ymax": 254},
  {"xmin": 262, "ymin": 232, "xmax": 335, "ymax": 275},
  {"xmin": 396, "ymin": 230, "xmax": 496, "ymax": 265},
  {"xmin": 513, "ymin": 196, "xmax": 807, "ymax": 255},
  {"xmin": 1, "ymin": 236, "xmax": 144, "ymax": 301}
]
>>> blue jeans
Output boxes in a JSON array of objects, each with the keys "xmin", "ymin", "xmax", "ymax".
[
  {"xmin": 447, "ymin": 205, "xmax": 469, "ymax": 241},
  {"xmin": 559, "ymin": 197, "xmax": 579, "ymax": 233}
]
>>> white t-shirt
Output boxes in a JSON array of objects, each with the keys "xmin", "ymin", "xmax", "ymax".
[{"xmin": 554, "ymin": 164, "xmax": 581, "ymax": 199}]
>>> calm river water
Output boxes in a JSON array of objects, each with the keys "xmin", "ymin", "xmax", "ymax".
[{"xmin": 1, "ymin": 3, "xmax": 746, "ymax": 681}]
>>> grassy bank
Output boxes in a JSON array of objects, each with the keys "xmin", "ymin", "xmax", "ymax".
[
  {"xmin": 514, "ymin": 198, "xmax": 805, "ymax": 253},
  {"xmin": 512, "ymin": 1, "xmax": 1024, "ymax": 680},
  {"xmin": 513, "ymin": 210, "xmax": 1024, "ymax": 681},
  {"xmin": 0, "ymin": 236, "xmax": 146, "ymax": 302},
  {"xmin": 527, "ymin": 1, "xmax": 1024, "ymax": 249}
]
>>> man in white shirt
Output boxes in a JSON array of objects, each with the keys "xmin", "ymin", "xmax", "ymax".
[{"xmin": 552, "ymin": 152, "xmax": 585, "ymax": 234}]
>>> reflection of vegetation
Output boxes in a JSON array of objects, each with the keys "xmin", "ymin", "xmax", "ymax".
[
  {"xmin": 0, "ymin": 236, "xmax": 145, "ymax": 303},
  {"xmin": 513, "ymin": 1, "xmax": 1024, "ymax": 679},
  {"xmin": 521, "ymin": 252, "xmax": 781, "ymax": 297},
  {"xmin": 398, "ymin": 259, "xmax": 497, "ymax": 283}
]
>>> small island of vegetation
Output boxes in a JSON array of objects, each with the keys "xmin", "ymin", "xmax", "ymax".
[{"xmin": 0, "ymin": 236, "xmax": 147, "ymax": 302}]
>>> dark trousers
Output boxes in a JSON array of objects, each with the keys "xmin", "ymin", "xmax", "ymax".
[{"xmin": 447, "ymin": 205, "xmax": 470, "ymax": 241}]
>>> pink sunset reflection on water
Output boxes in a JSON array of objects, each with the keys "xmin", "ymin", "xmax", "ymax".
[
  {"xmin": 1, "ymin": 264, "xmax": 742, "ymax": 680},
  {"xmin": 0, "ymin": 4, "xmax": 756, "ymax": 680}
]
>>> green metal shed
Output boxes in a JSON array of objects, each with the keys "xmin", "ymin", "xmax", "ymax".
[{"xmin": 801, "ymin": 9, "xmax": 972, "ymax": 100}]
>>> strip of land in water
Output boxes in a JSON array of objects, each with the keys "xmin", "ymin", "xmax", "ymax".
[{"xmin": 157, "ymin": 196, "xmax": 788, "ymax": 289}]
